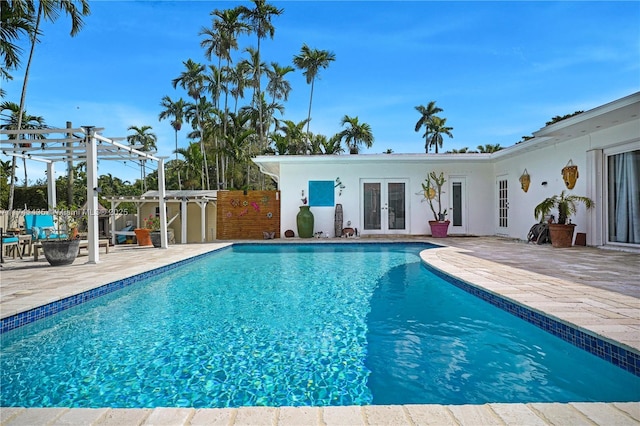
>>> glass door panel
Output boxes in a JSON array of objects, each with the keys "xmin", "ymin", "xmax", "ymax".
[
  {"xmin": 363, "ymin": 182, "xmax": 381, "ymax": 230},
  {"xmin": 387, "ymin": 182, "xmax": 406, "ymax": 230}
]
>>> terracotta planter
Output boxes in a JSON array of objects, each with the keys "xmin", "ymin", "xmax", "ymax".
[
  {"xmin": 134, "ymin": 228, "xmax": 152, "ymax": 246},
  {"xmin": 41, "ymin": 239, "xmax": 80, "ymax": 266},
  {"xmin": 549, "ymin": 223, "xmax": 576, "ymax": 248},
  {"xmin": 429, "ymin": 220, "xmax": 450, "ymax": 238}
]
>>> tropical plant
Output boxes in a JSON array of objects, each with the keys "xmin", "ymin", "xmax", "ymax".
[
  {"xmin": 0, "ymin": 2, "xmax": 34, "ymax": 93},
  {"xmin": 534, "ymin": 190, "xmax": 594, "ymax": 225},
  {"xmin": 237, "ymin": 0, "xmax": 283, "ymax": 152},
  {"xmin": 321, "ymin": 134, "xmax": 344, "ymax": 155},
  {"xmin": 126, "ymin": 125, "xmax": 157, "ymax": 192},
  {"xmin": 172, "ymin": 59, "xmax": 210, "ymax": 189},
  {"xmin": 4, "ymin": 0, "xmax": 90, "ymax": 214},
  {"xmin": 414, "ymin": 101, "xmax": 442, "ymax": 136},
  {"xmin": 338, "ymin": 115, "xmax": 374, "ymax": 154},
  {"xmin": 293, "ymin": 44, "xmax": 336, "ymax": 135},
  {"xmin": 421, "ymin": 171, "xmax": 447, "ymax": 221},
  {"xmin": 0, "ymin": 101, "xmax": 46, "ymax": 187},
  {"xmin": 158, "ymin": 96, "xmax": 187, "ymax": 189},
  {"xmin": 477, "ymin": 143, "xmax": 502, "ymax": 153},
  {"xmin": 422, "ymin": 116, "xmax": 453, "ymax": 154}
]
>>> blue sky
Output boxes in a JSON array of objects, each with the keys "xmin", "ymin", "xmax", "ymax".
[{"xmin": 2, "ymin": 0, "xmax": 639, "ymax": 184}]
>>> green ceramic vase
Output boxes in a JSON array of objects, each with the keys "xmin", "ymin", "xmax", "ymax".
[{"xmin": 296, "ymin": 206, "xmax": 314, "ymax": 238}]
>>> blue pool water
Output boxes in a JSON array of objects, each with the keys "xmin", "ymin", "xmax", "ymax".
[{"xmin": 1, "ymin": 243, "xmax": 639, "ymax": 408}]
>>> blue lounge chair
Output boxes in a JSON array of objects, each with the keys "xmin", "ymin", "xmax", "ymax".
[
  {"xmin": 24, "ymin": 214, "xmax": 67, "ymax": 241},
  {"xmin": 115, "ymin": 225, "xmax": 135, "ymax": 244}
]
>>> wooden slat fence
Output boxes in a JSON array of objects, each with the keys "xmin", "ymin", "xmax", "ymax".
[{"xmin": 216, "ymin": 191, "xmax": 280, "ymax": 240}]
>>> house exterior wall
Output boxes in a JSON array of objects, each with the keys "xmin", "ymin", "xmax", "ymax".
[
  {"xmin": 493, "ymin": 120, "xmax": 640, "ymax": 243},
  {"xmin": 279, "ymin": 158, "xmax": 494, "ymax": 238},
  {"xmin": 258, "ymin": 92, "xmax": 639, "ymax": 246}
]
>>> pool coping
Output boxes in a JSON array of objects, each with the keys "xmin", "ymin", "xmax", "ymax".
[
  {"xmin": 419, "ymin": 246, "xmax": 640, "ymax": 375},
  {"xmin": 1, "ymin": 240, "xmax": 639, "ymax": 426}
]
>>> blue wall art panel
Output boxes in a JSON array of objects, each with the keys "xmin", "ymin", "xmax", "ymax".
[{"xmin": 309, "ymin": 181, "xmax": 335, "ymax": 207}]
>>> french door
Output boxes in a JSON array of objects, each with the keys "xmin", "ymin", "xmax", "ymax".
[
  {"xmin": 497, "ymin": 176, "xmax": 509, "ymax": 236},
  {"xmin": 361, "ymin": 179, "xmax": 409, "ymax": 235}
]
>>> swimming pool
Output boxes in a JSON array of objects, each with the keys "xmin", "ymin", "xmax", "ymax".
[{"xmin": 1, "ymin": 243, "xmax": 638, "ymax": 407}]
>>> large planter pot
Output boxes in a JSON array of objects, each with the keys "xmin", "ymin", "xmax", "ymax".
[
  {"xmin": 134, "ymin": 228, "xmax": 152, "ymax": 246},
  {"xmin": 150, "ymin": 229, "xmax": 174, "ymax": 248},
  {"xmin": 549, "ymin": 223, "xmax": 576, "ymax": 248},
  {"xmin": 429, "ymin": 220, "xmax": 450, "ymax": 238},
  {"xmin": 41, "ymin": 239, "xmax": 80, "ymax": 266},
  {"xmin": 296, "ymin": 206, "xmax": 314, "ymax": 238}
]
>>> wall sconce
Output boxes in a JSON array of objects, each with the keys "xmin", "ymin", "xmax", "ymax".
[
  {"xmin": 562, "ymin": 159, "xmax": 579, "ymax": 189},
  {"xmin": 519, "ymin": 169, "xmax": 530, "ymax": 193},
  {"xmin": 335, "ymin": 177, "xmax": 346, "ymax": 196},
  {"xmin": 93, "ymin": 187, "xmax": 102, "ymax": 193},
  {"xmin": 541, "ymin": 181, "xmax": 548, "ymax": 186}
]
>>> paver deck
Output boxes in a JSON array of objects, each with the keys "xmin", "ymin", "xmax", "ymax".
[{"xmin": 1, "ymin": 237, "xmax": 638, "ymax": 425}]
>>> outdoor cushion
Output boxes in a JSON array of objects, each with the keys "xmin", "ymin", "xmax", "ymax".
[
  {"xmin": 24, "ymin": 215, "xmax": 66, "ymax": 240},
  {"xmin": 2, "ymin": 236, "xmax": 18, "ymax": 244}
]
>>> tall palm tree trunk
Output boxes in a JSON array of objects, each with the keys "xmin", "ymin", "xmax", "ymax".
[
  {"xmin": 8, "ymin": 3, "xmax": 43, "ymax": 216},
  {"xmin": 306, "ymin": 78, "xmax": 315, "ymax": 136}
]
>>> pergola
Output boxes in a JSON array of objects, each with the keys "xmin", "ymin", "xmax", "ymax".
[
  {"xmin": 106, "ymin": 190, "xmax": 218, "ymax": 244},
  {"xmin": 0, "ymin": 126, "xmax": 168, "ymax": 263}
]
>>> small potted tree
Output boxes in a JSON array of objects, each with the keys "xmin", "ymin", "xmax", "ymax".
[
  {"xmin": 422, "ymin": 171, "xmax": 450, "ymax": 237},
  {"xmin": 534, "ymin": 190, "xmax": 594, "ymax": 248}
]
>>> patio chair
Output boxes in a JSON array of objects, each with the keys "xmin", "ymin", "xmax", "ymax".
[
  {"xmin": 1, "ymin": 234, "xmax": 21, "ymax": 261},
  {"xmin": 24, "ymin": 214, "xmax": 67, "ymax": 241},
  {"xmin": 114, "ymin": 225, "xmax": 135, "ymax": 244}
]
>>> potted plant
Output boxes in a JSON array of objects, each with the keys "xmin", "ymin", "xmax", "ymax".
[
  {"xmin": 149, "ymin": 217, "xmax": 164, "ymax": 248},
  {"xmin": 422, "ymin": 171, "xmax": 450, "ymax": 237},
  {"xmin": 136, "ymin": 214, "xmax": 160, "ymax": 247},
  {"xmin": 40, "ymin": 204, "xmax": 81, "ymax": 266},
  {"xmin": 534, "ymin": 190, "xmax": 594, "ymax": 248}
]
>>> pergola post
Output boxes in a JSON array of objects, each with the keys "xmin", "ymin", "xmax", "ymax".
[
  {"xmin": 181, "ymin": 198, "xmax": 188, "ymax": 244},
  {"xmin": 47, "ymin": 162, "xmax": 56, "ymax": 209},
  {"xmin": 157, "ymin": 158, "xmax": 168, "ymax": 249},
  {"xmin": 85, "ymin": 126, "xmax": 99, "ymax": 264}
]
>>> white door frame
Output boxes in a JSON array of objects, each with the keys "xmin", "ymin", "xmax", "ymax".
[{"xmin": 360, "ymin": 178, "xmax": 410, "ymax": 235}]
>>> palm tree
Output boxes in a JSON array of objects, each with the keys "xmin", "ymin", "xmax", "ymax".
[
  {"xmin": 238, "ymin": 0, "xmax": 283, "ymax": 152},
  {"xmin": 126, "ymin": 125, "xmax": 157, "ymax": 192},
  {"xmin": 158, "ymin": 96, "xmax": 187, "ymax": 189},
  {"xmin": 338, "ymin": 115, "xmax": 374, "ymax": 154},
  {"xmin": 293, "ymin": 44, "xmax": 336, "ymax": 135},
  {"xmin": 423, "ymin": 116, "xmax": 453, "ymax": 153},
  {"xmin": 414, "ymin": 101, "xmax": 443, "ymax": 152},
  {"xmin": 321, "ymin": 134, "xmax": 344, "ymax": 155},
  {"xmin": 228, "ymin": 61, "xmax": 250, "ymax": 114},
  {"xmin": 172, "ymin": 59, "xmax": 210, "ymax": 189},
  {"xmin": 0, "ymin": 2, "xmax": 35, "ymax": 95},
  {"xmin": 265, "ymin": 61, "xmax": 294, "ymax": 134},
  {"xmin": 277, "ymin": 118, "xmax": 310, "ymax": 155},
  {"xmin": 175, "ymin": 142, "xmax": 204, "ymax": 190},
  {"xmin": 477, "ymin": 143, "xmax": 503, "ymax": 153},
  {"xmin": 0, "ymin": 101, "xmax": 46, "ymax": 188},
  {"xmin": 7, "ymin": 0, "xmax": 90, "ymax": 213}
]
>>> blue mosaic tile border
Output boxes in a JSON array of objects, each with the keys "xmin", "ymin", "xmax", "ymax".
[
  {"xmin": 0, "ymin": 246, "xmax": 230, "ymax": 334},
  {"xmin": 424, "ymin": 263, "xmax": 640, "ymax": 377}
]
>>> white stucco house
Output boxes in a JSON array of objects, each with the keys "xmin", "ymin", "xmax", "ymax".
[{"xmin": 253, "ymin": 92, "xmax": 639, "ymax": 250}]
